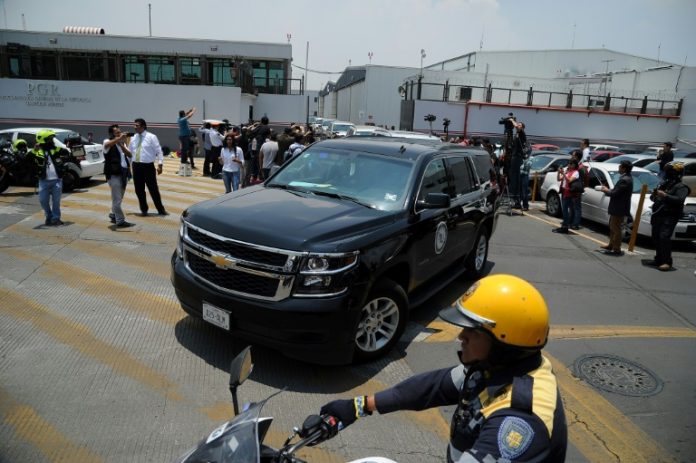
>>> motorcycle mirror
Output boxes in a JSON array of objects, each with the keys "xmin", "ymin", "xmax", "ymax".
[
  {"xmin": 229, "ymin": 346, "xmax": 253, "ymax": 388},
  {"xmin": 229, "ymin": 346, "xmax": 253, "ymax": 416}
]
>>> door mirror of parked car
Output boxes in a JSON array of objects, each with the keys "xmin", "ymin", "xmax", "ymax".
[{"xmin": 417, "ymin": 192, "xmax": 451, "ymax": 209}]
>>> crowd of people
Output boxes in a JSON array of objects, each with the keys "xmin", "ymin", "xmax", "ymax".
[
  {"xmin": 177, "ymin": 114, "xmax": 315, "ymax": 190},
  {"xmin": 12, "ymin": 110, "xmax": 690, "ymax": 274}
]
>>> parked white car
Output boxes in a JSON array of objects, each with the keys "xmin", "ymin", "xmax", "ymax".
[
  {"xmin": 327, "ymin": 121, "xmax": 355, "ymax": 138},
  {"xmin": 589, "ymin": 144, "xmax": 619, "ymax": 151},
  {"xmin": 346, "ymin": 125, "xmax": 392, "ymax": 137},
  {"xmin": 0, "ymin": 127, "xmax": 104, "ymax": 190},
  {"xmin": 389, "ymin": 130, "xmax": 441, "ymax": 141},
  {"xmin": 540, "ymin": 162, "xmax": 696, "ymax": 241}
]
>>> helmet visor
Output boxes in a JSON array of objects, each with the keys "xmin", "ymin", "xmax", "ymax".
[{"xmin": 439, "ymin": 299, "xmax": 497, "ymax": 329}]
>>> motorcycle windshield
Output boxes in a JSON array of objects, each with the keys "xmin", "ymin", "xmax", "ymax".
[{"xmin": 177, "ymin": 399, "xmax": 267, "ymax": 463}]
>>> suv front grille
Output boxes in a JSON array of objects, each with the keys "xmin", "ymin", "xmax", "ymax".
[
  {"xmin": 186, "ymin": 227, "xmax": 289, "ymax": 267},
  {"xmin": 186, "ymin": 252, "xmax": 279, "ymax": 298}
]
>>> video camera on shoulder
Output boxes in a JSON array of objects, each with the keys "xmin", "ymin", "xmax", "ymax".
[
  {"xmin": 64, "ymin": 133, "xmax": 84, "ymax": 148},
  {"xmin": 498, "ymin": 113, "xmax": 516, "ymax": 131}
]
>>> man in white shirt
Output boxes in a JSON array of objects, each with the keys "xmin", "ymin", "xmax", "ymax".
[
  {"xmin": 581, "ymin": 138, "xmax": 591, "ymax": 163},
  {"xmin": 259, "ymin": 132, "xmax": 279, "ymax": 180},
  {"xmin": 128, "ymin": 118, "xmax": 167, "ymax": 216},
  {"xmin": 209, "ymin": 125, "xmax": 225, "ymax": 179}
]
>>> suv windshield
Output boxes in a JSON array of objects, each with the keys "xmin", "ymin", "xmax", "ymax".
[{"xmin": 269, "ymin": 147, "xmax": 414, "ymax": 211}]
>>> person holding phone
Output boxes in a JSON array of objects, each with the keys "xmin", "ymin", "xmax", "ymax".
[
  {"xmin": 219, "ymin": 134, "xmax": 244, "ymax": 193},
  {"xmin": 553, "ymin": 159, "xmax": 580, "ymax": 234}
]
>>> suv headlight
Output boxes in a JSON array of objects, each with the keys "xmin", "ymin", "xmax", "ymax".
[
  {"xmin": 177, "ymin": 220, "xmax": 186, "ymax": 259},
  {"xmin": 294, "ymin": 252, "xmax": 359, "ymax": 296}
]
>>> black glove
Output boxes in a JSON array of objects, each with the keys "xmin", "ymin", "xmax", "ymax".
[{"xmin": 319, "ymin": 396, "xmax": 371, "ymax": 429}]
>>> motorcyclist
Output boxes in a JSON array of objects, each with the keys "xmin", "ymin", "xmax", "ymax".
[
  {"xmin": 321, "ymin": 274, "xmax": 567, "ymax": 462},
  {"xmin": 13, "ymin": 138, "xmax": 29, "ymax": 156},
  {"xmin": 28, "ymin": 130, "xmax": 71, "ymax": 226}
]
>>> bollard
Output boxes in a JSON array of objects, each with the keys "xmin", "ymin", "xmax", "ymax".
[
  {"xmin": 531, "ymin": 173, "xmax": 539, "ymax": 202},
  {"xmin": 628, "ymin": 183, "xmax": 649, "ymax": 252}
]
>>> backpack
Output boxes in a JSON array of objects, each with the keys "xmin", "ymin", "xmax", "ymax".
[
  {"xmin": 577, "ymin": 164, "xmax": 589, "ymax": 188},
  {"xmin": 523, "ymin": 141, "xmax": 532, "ymax": 156}
]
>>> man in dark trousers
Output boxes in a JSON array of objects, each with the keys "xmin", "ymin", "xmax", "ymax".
[
  {"xmin": 103, "ymin": 124, "xmax": 135, "ymax": 227},
  {"xmin": 645, "ymin": 161, "xmax": 691, "ymax": 271},
  {"xmin": 128, "ymin": 118, "xmax": 167, "ymax": 216},
  {"xmin": 598, "ymin": 160, "xmax": 633, "ymax": 256},
  {"xmin": 509, "ymin": 122, "xmax": 527, "ymax": 208}
]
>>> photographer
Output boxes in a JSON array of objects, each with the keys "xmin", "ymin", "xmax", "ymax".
[
  {"xmin": 644, "ymin": 162, "xmax": 690, "ymax": 271},
  {"xmin": 508, "ymin": 122, "xmax": 527, "ymax": 208},
  {"xmin": 498, "ymin": 113, "xmax": 516, "ymax": 150}
]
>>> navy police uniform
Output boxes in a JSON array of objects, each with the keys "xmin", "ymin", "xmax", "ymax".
[{"xmin": 375, "ymin": 352, "xmax": 567, "ymax": 462}]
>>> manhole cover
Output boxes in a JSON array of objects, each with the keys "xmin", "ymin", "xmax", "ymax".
[{"xmin": 573, "ymin": 354, "xmax": 663, "ymax": 397}]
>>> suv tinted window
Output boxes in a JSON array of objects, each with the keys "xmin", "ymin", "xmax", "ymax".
[
  {"xmin": 470, "ymin": 154, "xmax": 495, "ymax": 185},
  {"xmin": 448, "ymin": 157, "xmax": 476, "ymax": 196},
  {"xmin": 419, "ymin": 159, "xmax": 449, "ymax": 200}
]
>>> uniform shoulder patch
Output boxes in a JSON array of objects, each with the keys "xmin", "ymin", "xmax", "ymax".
[{"xmin": 497, "ymin": 416, "xmax": 534, "ymax": 459}]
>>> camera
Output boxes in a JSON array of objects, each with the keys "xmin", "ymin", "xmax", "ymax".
[
  {"xmin": 424, "ymin": 114, "xmax": 436, "ymax": 122},
  {"xmin": 64, "ymin": 134, "xmax": 83, "ymax": 147},
  {"xmin": 498, "ymin": 113, "xmax": 516, "ymax": 131}
]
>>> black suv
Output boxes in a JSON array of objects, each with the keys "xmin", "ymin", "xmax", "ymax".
[{"xmin": 171, "ymin": 138, "xmax": 498, "ymax": 364}]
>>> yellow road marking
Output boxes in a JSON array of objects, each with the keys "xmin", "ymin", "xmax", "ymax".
[
  {"xmin": 423, "ymin": 321, "xmax": 696, "ymax": 343},
  {"xmin": 522, "ymin": 210, "xmax": 606, "ymax": 246},
  {"xmin": 3, "ymin": 248, "xmax": 183, "ymax": 325},
  {"xmin": 547, "ymin": 353, "xmax": 676, "ymax": 462},
  {"xmin": 0, "ymin": 288, "xmax": 184, "ymax": 401},
  {"xmin": 8, "ymin": 217, "xmax": 177, "ymax": 246},
  {"xmin": 0, "ymin": 387, "xmax": 104, "ymax": 463}
]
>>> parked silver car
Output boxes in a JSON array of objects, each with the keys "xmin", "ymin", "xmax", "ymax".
[{"xmin": 540, "ymin": 162, "xmax": 696, "ymax": 241}]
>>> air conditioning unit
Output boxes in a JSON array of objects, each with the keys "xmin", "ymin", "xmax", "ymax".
[{"xmin": 459, "ymin": 87, "xmax": 472, "ymax": 101}]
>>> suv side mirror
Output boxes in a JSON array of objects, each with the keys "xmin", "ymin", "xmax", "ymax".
[{"xmin": 417, "ymin": 192, "xmax": 450, "ymax": 209}]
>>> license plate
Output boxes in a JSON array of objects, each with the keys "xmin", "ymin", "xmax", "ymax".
[{"xmin": 202, "ymin": 302, "xmax": 230, "ymax": 330}]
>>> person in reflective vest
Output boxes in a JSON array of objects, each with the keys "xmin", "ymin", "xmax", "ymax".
[{"xmin": 29, "ymin": 130, "xmax": 71, "ymax": 226}]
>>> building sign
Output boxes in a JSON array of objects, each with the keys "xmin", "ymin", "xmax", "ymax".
[{"xmin": 0, "ymin": 82, "xmax": 92, "ymax": 108}]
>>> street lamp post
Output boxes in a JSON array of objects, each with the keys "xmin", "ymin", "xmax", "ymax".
[
  {"xmin": 420, "ymin": 49, "xmax": 426, "ymax": 77},
  {"xmin": 368, "ymin": 52, "xmax": 373, "ymax": 64}
]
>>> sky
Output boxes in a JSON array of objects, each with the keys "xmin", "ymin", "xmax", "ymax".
[{"xmin": 1, "ymin": 0, "xmax": 694, "ymax": 90}]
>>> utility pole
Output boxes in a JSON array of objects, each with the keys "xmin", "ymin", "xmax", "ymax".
[
  {"xmin": 148, "ymin": 3, "xmax": 152, "ymax": 36},
  {"xmin": 600, "ymin": 59, "xmax": 614, "ymax": 95},
  {"xmin": 420, "ymin": 49, "xmax": 426, "ymax": 78},
  {"xmin": 368, "ymin": 52, "xmax": 373, "ymax": 64},
  {"xmin": 305, "ymin": 41, "xmax": 309, "ymax": 94}
]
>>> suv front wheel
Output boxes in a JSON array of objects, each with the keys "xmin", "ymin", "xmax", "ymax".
[
  {"xmin": 465, "ymin": 226, "xmax": 489, "ymax": 279},
  {"xmin": 354, "ymin": 279, "xmax": 407, "ymax": 361}
]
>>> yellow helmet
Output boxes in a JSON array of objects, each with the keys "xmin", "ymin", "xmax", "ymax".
[
  {"xmin": 439, "ymin": 274, "xmax": 549, "ymax": 349},
  {"xmin": 36, "ymin": 129, "xmax": 56, "ymax": 144}
]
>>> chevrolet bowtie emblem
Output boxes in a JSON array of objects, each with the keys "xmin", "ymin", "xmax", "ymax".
[{"xmin": 211, "ymin": 254, "xmax": 228, "ymax": 268}]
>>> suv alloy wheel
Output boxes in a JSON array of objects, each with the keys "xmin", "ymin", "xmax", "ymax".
[{"xmin": 354, "ymin": 279, "xmax": 407, "ymax": 361}]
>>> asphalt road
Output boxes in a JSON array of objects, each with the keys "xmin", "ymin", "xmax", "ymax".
[{"xmin": 1, "ymin": 159, "xmax": 694, "ymax": 462}]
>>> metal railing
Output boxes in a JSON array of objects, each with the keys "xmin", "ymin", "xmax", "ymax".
[{"xmin": 404, "ymin": 78, "xmax": 682, "ymax": 117}]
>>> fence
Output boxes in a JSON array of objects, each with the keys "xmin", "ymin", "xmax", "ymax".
[{"xmin": 403, "ymin": 79, "xmax": 682, "ymax": 117}]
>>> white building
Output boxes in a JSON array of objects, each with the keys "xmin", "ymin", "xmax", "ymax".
[
  {"xmin": 321, "ymin": 49, "xmax": 695, "ymax": 149},
  {"xmin": 0, "ymin": 28, "xmax": 316, "ymax": 148}
]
